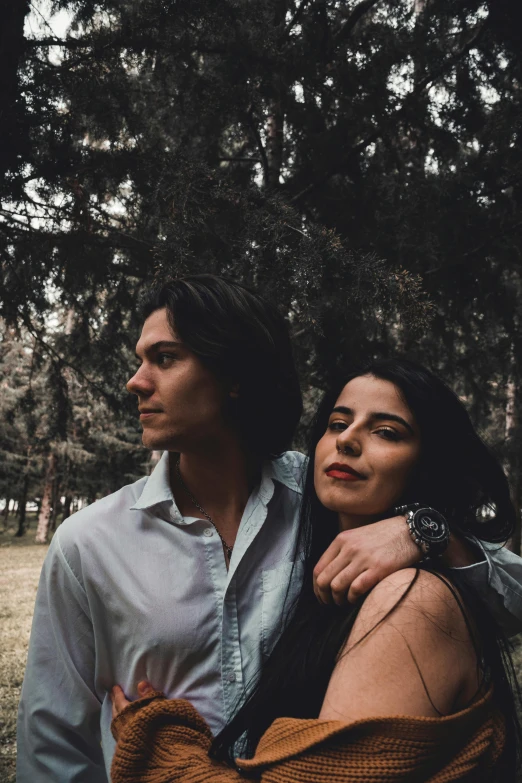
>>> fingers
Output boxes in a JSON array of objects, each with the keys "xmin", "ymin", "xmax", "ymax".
[
  {"xmin": 110, "ymin": 685, "xmax": 130, "ymax": 719},
  {"xmin": 313, "ymin": 540, "xmax": 342, "ymax": 604},
  {"xmin": 316, "ymin": 556, "xmax": 356, "ymax": 605},
  {"xmin": 137, "ymin": 680, "xmax": 154, "ymax": 697},
  {"xmin": 313, "ymin": 516, "xmax": 422, "ymax": 606},
  {"xmin": 347, "ymin": 569, "xmax": 378, "ymax": 604},
  {"xmin": 110, "ymin": 682, "xmax": 157, "ymax": 720},
  {"xmin": 313, "ymin": 538, "xmax": 342, "ymax": 577}
]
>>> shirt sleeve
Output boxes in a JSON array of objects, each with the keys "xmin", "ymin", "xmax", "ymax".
[
  {"xmin": 17, "ymin": 531, "xmax": 108, "ymax": 782},
  {"xmin": 450, "ymin": 538, "xmax": 522, "ymax": 637}
]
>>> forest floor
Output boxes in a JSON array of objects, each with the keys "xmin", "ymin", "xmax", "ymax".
[
  {"xmin": 0, "ymin": 528, "xmax": 48, "ymax": 783},
  {"xmin": 2, "ymin": 524, "xmax": 522, "ymax": 782}
]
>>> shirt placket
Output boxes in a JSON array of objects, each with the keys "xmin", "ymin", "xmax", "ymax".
[{"xmin": 220, "ymin": 475, "xmax": 275, "ymax": 720}]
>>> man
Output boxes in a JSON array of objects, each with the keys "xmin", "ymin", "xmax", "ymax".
[{"xmin": 17, "ymin": 275, "xmax": 522, "ymax": 781}]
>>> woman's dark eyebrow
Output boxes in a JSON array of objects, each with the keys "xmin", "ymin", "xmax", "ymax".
[
  {"xmin": 330, "ymin": 406, "xmax": 415, "ymax": 435},
  {"xmin": 372, "ymin": 412, "xmax": 415, "ymax": 435}
]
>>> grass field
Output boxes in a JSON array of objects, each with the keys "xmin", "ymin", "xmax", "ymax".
[{"xmin": 0, "ymin": 530, "xmax": 48, "ymax": 783}]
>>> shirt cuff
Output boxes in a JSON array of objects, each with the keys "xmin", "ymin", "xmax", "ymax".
[{"xmin": 448, "ymin": 536, "xmax": 491, "ymax": 576}]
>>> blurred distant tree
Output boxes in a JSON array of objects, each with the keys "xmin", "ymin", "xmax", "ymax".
[
  {"xmin": 1, "ymin": 0, "xmax": 521, "ymax": 541},
  {"xmin": 0, "ymin": 322, "xmax": 145, "ymax": 542}
]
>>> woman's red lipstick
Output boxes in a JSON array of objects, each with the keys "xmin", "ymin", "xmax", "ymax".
[{"xmin": 325, "ymin": 463, "xmax": 365, "ymax": 481}]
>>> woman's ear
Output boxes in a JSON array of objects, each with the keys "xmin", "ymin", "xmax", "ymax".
[{"xmin": 229, "ymin": 382, "xmax": 240, "ymax": 399}]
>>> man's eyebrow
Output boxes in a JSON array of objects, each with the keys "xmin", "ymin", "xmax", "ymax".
[
  {"xmin": 330, "ymin": 406, "xmax": 415, "ymax": 435},
  {"xmin": 135, "ymin": 340, "xmax": 182, "ymax": 357}
]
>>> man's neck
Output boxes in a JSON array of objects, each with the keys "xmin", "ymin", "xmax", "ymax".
[{"xmin": 169, "ymin": 442, "xmax": 259, "ymax": 544}]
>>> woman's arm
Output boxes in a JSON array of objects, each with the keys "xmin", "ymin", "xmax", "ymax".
[{"xmin": 319, "ymin": 567, "xmax": 479, "ymax": 722}]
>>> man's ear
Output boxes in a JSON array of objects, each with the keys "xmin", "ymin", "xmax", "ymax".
[{"xmin": 229, "ymin": 382, "xmax": 240, "ymax": 399}]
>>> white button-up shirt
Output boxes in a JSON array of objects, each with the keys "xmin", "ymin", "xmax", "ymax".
[{"xmin": 17, "ymin": 450, "xmax": 522, "ymax": 782}]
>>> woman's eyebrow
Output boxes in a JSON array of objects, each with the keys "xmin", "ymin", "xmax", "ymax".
[
  {"xmin": 371, "ymin": 412, "xmax": 415, "ymax": 435},
  {"xmin": 330, "ymin": 406, "xmax": 415, "ymax": 435},
  {"xmin": 331, "ymin": 406, "xmax": 353, "ymax": 416}
]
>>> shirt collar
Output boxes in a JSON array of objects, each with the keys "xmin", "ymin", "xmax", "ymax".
[
  {"xmin": 131, "ymin": 450, "xmax": 303, "ymax": 517},
  {"xmin": 264, "ymin": 451, "xmax": 303, "ymax": 496},
  {"xmin": 131, "ymin": 451, "xmax": 177, "ymax": 512}
]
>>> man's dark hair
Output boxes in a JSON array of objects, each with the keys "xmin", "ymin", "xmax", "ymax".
[{"xmin": 140, "ymin": 274, "xmax": 303, "ymax": 459}]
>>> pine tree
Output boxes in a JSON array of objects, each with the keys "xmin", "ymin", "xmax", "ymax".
[{"xmin": 1, "ymin": 0, "xmax": 521, "ymax": 541}]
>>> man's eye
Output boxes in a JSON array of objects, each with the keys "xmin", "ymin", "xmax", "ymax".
[{"xmin": 157, "ymin": 353, "xmax": 177, "ymax": 366}]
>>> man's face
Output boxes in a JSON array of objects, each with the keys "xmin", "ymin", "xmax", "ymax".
[{"xmin": 127, "ymin": 308, "xmax": 231, "ymax": 452}]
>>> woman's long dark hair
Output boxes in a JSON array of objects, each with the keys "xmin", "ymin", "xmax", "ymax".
[{"xmin": 211, "ymin": 358, "xmax": 520, "ymax": 775}]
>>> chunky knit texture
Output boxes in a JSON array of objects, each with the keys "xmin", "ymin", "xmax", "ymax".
[{"xmin": 111, "ymin": 688, "xmax": 504, "ymax": 782}]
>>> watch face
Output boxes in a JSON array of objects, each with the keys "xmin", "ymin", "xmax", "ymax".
[{"xmin": 412, "ymin": 508, "xmax": 448, "ymax": 543}]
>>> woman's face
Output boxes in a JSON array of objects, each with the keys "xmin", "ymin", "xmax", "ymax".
[{"xmin": 314, "ymin": 374, "xmax": 421, "ymax": 529}]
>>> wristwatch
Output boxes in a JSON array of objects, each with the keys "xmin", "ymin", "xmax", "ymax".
[{"xmin": 393, "ymin": 503, "xmax": 450, "ymax": 560}]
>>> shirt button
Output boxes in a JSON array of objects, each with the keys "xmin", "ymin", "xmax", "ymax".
[
  {"xmin": 227, "ymin": 672, "xmax": 236, "ymax": 683},
  {"xmin": 203, "ymin": 528, "xmax": 213, "ymax": 537}
]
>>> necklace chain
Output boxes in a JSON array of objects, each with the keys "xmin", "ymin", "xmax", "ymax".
[{"xmin": 175, "ymin": 457, "xmax": 233, "ymax": 560}]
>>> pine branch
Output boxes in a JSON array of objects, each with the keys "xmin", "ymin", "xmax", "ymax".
[
  {"xmin": 281, "ymin": 0, "xmax": 312, "ymax": 42},
  {"xmin": 246, "ymin": 108, "xmax": 270, "ymax": 186},
  {"xmin": 18, "ymin": 313, "xmax": 120, "ymax": 409},
  {"xmin": 291, "ymin": 17, "xmax": 489, "ymax": 206},
  {"xmin": 334, "ymin": 0, "xmax": 384, "ymax": 45},
  {"xmin": 218, "ymin": 157, "xmax": 262, "ymax": 162}
]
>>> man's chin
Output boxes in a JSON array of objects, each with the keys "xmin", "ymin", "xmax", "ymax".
[{"xmin": 141, "ymin": 432, "xmax": 176, "ymax": 451}]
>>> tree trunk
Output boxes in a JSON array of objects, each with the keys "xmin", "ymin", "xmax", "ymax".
[
  {"xmin": 266, "ymin": 96, "xmax": 284, "ymax": 189},
  {"xmin": 2, "ymin": 499, "xmax": 10, "ymax": 524},
  {"xmin": 265, "ymin": 0, "xmax": 287, "ymax": 190},
  {"xmin": 505, "ymin": 377, "xmax": 521, "ymax": 554},
  {"xmin": 62, "ymin": 494, "xmax": 72, "ymax": 523},
  {"xmin": 15, "ymin": 476, "xmax": 29, "ymax": 537},
  {"xmin": 35, "ymin": 452, "xmax": 57, "ymax": 544},
  {"xmin": 0, "ymin": 0, "xmax": 31, "ymax": 180},
  {"xmin": 49, "ymin": 479, "xmax": 61, "ymax": 532}
]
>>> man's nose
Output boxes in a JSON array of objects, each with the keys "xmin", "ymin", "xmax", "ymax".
[{"xmin": 126, "ymin": 365, "xmax": 154, "ymax": 397}]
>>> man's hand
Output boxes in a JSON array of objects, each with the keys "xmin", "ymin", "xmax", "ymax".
[{"xmin": 313, "ymin": 515, "xmax": 422, "ymax": 605}]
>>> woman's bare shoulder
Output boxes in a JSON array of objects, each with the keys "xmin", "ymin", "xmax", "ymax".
[
  {"xmin": 319, "ymin": 568, "xmax": 479, "ymax": 721},
  {"xmin": 350, "ymin": 567, "xmax": 470, "ymax": 645}
]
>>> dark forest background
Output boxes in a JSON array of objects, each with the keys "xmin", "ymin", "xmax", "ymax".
[{"xmin": 1, "ymin": 0, "xmax": 521, "ymax": 547}]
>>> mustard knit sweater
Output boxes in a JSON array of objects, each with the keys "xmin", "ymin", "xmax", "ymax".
[{"xmin": 111, "ymin": 687, "xmax": 504, "ymax": 783}]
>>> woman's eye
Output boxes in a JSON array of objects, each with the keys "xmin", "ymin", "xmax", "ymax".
[
  {"xmin": 328, "ymin": 421, "xmax": 348, "ymax": 432},
  {"xmin": 375, "ymin": 427, "xmax": 401, "ymax": 441}
]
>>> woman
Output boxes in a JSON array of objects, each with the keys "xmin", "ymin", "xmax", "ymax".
[{"xmin": 110, "ymin": 359, "xmax": 520, "ymax": 781}]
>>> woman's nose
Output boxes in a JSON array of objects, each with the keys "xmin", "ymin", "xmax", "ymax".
[{"xmin": 336, "ymin": 427, "xmax": 361, "ymax": 456}]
